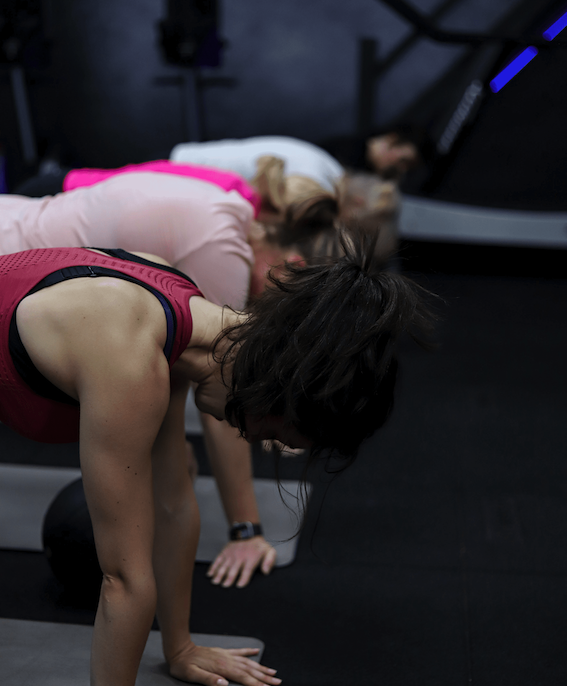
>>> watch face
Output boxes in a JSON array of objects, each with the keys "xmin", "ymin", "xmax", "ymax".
[{"xmin": 230, "ymin": 522, "xmax": 261, "ymax": 541}]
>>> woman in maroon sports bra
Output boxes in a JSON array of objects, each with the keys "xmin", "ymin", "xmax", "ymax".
[{"xmin": 0, "ymin": 232, "xmax": 433, "ymax": 686}]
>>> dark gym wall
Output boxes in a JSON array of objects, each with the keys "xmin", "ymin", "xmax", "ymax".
[
  {"xmin": 1, "ymin": 0, "xmax": 520, "ymax": 177},
  {"xmin": 25, "ymin": 0, "xmax": 185, "ymax": 166}
]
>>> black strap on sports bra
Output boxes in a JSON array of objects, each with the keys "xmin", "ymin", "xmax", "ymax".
[
  {"xmin": 88, "ymin": 248, "xmax": 199, "ymax": 287},
  {"xmin": 10, "ymin": 248, "xmax": 198, "ymax": 406}
]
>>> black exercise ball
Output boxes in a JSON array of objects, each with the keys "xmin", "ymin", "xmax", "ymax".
[{"xmin": 42, "ymin": 477, "xmax": 101, "ymax": 599}]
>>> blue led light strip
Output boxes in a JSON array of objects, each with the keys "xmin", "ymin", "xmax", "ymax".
[
  {"xmin": 489, "ymin": 9, "xmax": 567, "ymax": 93},
  {"xmin": 489, "ymin": 47, "xmax": 538, "ymax": 92},
  {"xmin": 543, "ymin": 12, "xmax": 567, "ymax": 41}
]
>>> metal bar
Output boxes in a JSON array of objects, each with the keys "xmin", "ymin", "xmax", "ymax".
[
  {"xmin": 182, "ymin": 68, "xmax": 202, "ymax": 142},
  {"xmin": 374, "ymin": 0, "xmax": 461, "ymax": 78},
  {"xmin": 396, "ymin": 0, "xmax": 558, "ymax": 131},
  {"xmin": 356, "ymin": 38, "xmax": 378, "ymax": 135},
  {"xmin": 378, "ymin": 0, "xmax": 566, "ymax": 47},
  {"xmin": 10, "ymin": 65, "xmax": 37, "ymax": 166}
]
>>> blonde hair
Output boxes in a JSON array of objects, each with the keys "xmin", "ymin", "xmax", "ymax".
[
  {"xmin": 251, "ymin": 155, "xmax": 286, "ymax": 212},
  {"xmin": 283, "ymin": 175, "xmax": 329, "ymax": 206},
  {"xmin": 252, "ymin": 155, "xmax": 341, "ymax": 263},
  {"xmin": 252, "ymin": 155, "xmax": 335, "ymax": 213}
]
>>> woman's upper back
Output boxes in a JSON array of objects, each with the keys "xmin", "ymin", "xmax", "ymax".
[
  {"xmin": 0, "ymin": 173, "xmax": 255, "ymax": 308},
  {"xmin": 0, "ymin": 248, "xmax": 203, "ymax": 442},
  {"xmin": 170, "ymin": 136, "xmax": 345, "ymax": 193}
]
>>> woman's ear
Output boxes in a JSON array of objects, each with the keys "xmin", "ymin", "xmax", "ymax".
[
  {"xmin": 248, "ymin": 220, "xmax": 267, "ymax": 242},
  {"xmin": 286, "ymin": 252, "xmax": 306, "ymax": 268}
]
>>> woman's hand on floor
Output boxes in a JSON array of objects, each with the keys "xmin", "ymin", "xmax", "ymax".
[
  {"xmin": 207, "ymin": 538, "xmax": 277, "ymax": 588},
  {"xmin": 169, "ymin": 644, "xmax": 281, "ymax": 686}
]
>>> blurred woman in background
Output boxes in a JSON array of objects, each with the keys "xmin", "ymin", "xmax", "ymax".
[{"xmin": 170, "ymin": 125, "xmax": 434, "ymax": 265}]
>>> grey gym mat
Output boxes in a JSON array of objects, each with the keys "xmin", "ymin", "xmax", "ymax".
[
  {"xmin": 0, "ymin": 464, "xmax": 309, "ymax": 566},
  {"xmin": 0, "ymin": 618, "xmax": 264, "ymax": 686}
]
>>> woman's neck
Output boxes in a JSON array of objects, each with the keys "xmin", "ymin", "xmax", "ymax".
[
  {"xmin": 186, "ymin": 296, "xmax": 241, "ymax": 346},
  {"xmin": 179, "ymin": 297, "xmax": 244, "ymax": 421}
]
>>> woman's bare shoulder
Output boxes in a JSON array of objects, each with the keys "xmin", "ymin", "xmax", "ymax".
[
  {"xmin": 16, "ymin": 275, "xmax": 170, "ymax": 400},
  {"xmin": 17, "ymin": 275, "xmax": 168, "ymax": 360}
]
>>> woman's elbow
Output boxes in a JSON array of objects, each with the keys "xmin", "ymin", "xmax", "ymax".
[{"xmin": 99, "ymin": 566, "xmax": 158, "ymax": 612}]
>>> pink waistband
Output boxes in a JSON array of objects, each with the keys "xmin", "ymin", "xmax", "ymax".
[{"xmin": 63, "ymin": 160, "xmax": 261, "ymax": 216}]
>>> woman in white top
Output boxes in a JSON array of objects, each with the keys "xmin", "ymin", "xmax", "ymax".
[{"xmin": 171, "ymin": 135, "xmax": 345, "ymax": 194}]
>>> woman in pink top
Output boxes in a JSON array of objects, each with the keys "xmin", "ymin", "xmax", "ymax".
[
  {"xmin": 1, "ymin": 172, "xmax": 255, "ymax": 309},
  {"xmin": 63, "ymin": 159, "xmax": 262, "ymax": 216}
]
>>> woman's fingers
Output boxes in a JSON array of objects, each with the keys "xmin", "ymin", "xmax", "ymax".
[
  {"xmin": 185, "ymin": 664, "xmax": 229, "ymax": 686},
  {"xmin": 187, "ymin": 661, "xmax": 281, "ymax": 686},
  {"xmin": 207, "ymin": 539, "xmax": 277, "ymax": 588},
  {"xmin": 169, "ymin": 644, "xmax": 281, "ymax": 686},
  {"xmin": 223, "ymin": 654, "xmax": 281, "ymax": 683},
  {"xmin": 226, "ymin": 648, "xmax": 261, "ymax": 656},
  {"xmin": 260, "ymin": 546, "xmax": 277, "ymax": 575}
]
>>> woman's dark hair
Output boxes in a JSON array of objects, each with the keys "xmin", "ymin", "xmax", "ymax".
[{"xmin": 215, "ymin": 227, "xmax": 436, "ymax": 464}]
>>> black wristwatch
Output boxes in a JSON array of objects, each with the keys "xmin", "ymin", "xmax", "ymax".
[{"xmin": 229, "ymin": 521, "xmax": 263, "ymax": 541}]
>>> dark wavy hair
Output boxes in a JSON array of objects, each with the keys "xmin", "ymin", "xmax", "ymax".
[{"xmin": 216, "ymin": 227, "xmax": 435, "ymax": 463}]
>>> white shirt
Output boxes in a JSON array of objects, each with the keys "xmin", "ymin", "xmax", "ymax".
[{"xmin": 170, "ymin": 136, "xmax": 345, "ymax": 193}]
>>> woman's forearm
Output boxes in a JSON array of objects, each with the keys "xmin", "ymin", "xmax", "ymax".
[
  {"xmin": 91, "ymin": 575, "xmax": 157, "ymax": 686},
  {"xmin": 200, "ymin": 412, "xmax": 261, "ymax": 525},
  {"xmin": 151, "ymin": 375, "xmax": 201, "ymax": 661},
  {"xmin": 153, "ymin": 486, "xmax": 200, "ymax": 661}
]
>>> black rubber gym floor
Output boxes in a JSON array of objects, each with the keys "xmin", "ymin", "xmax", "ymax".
[{"xmin": 1, "ymin": 240, "xmax": 567, "ymax": 685}]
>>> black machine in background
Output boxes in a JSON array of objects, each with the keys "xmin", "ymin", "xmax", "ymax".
[
  {"xmin": 0, "ymin": 0, "xmax": 46, "ymax": 66},
  {"xmin": 0, "ymin": 0, "xmax": 50, "ymax": 168},
  {"xmin": 156, "ymin": 0, "xmax": 230, "ymax": 142},
  {"xmin": 158, "ymin": 0, "xmax": 221, "ymax": 68},
  {"xmin": 359, "ymin": 0, "xmax": 567, "ymax": 196}
]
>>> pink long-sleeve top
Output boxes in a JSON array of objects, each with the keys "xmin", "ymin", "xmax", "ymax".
[{"xmin": 0, "ymin": 172, "xmax": 255, "ymax": 310}]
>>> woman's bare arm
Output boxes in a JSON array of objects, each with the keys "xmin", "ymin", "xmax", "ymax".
[
  {"xmin": 151, "ymin": 368, "xmax": 281, "ymax": 686},
  {"xmin": 18, "ymin": 277, "xmax": 171, "ymax": 686},
  {"xmin": 200, "ymin": 413, "xmax": 277, "ymax": 588},
  {"xmin": 151, "ymin": 369, "xmax": 199, "ymax": 660},
  {"xmin": 79, "ymin": 341, "xmax": 171, "ymax": 686}
]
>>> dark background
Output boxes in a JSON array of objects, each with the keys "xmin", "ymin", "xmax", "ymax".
[
  {"xmin": 2, "ymin": 0, "xmax": 567, "ymax": 211},
  {"xmin": 1, "ymin": 1, "xmax": 567, "ymax": 684}
]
